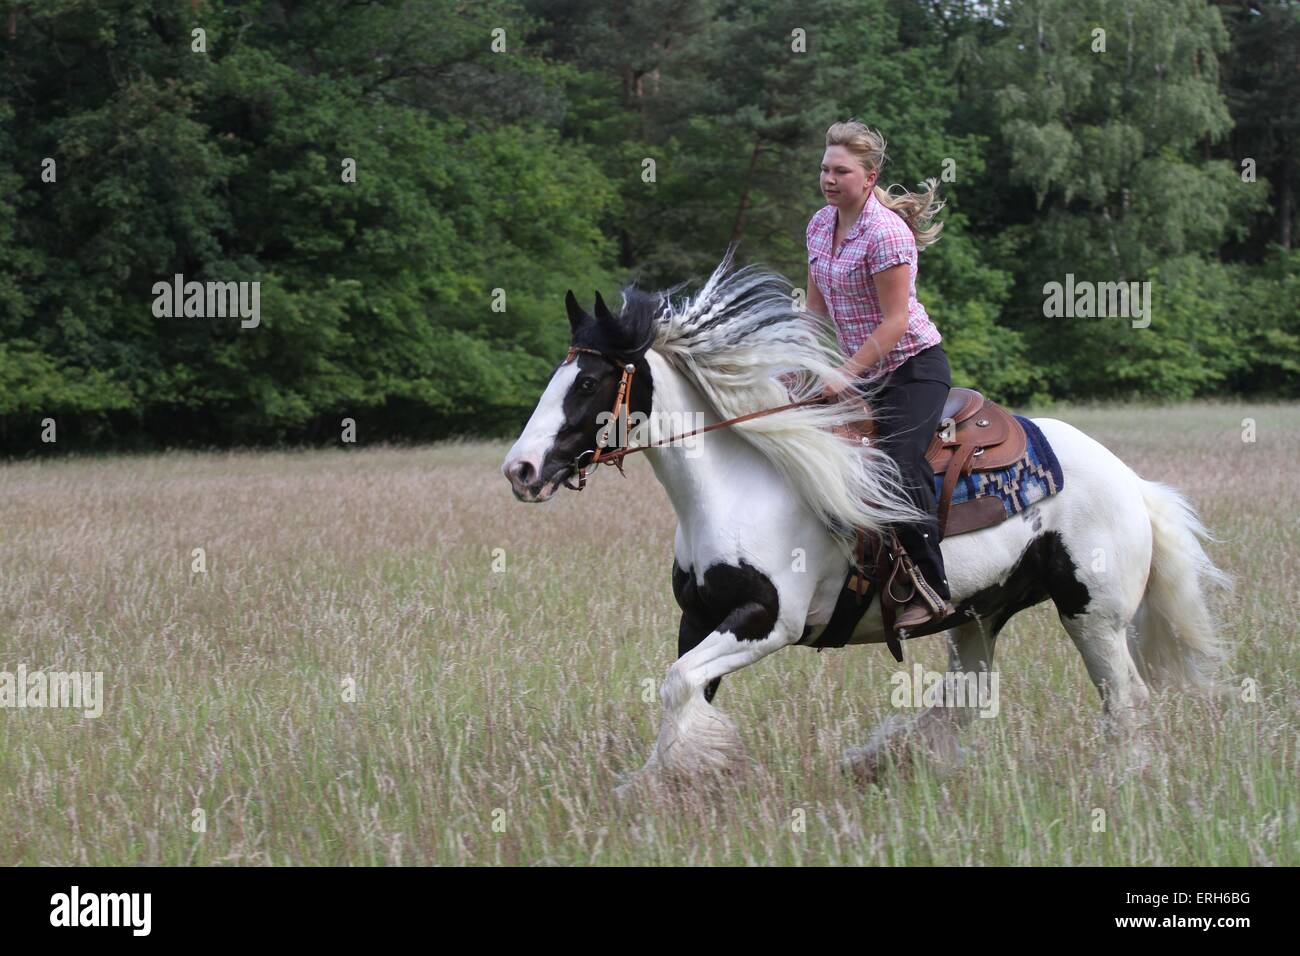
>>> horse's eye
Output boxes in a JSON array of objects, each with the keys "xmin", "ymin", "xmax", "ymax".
[{"xmin": 578, "ymin": 377, "xmax": 597, "ymax": 393}]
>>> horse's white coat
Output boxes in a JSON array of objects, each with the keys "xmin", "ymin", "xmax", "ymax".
[{"xmin": 501, "ymin": 360, "xmax": 578, "ymax": 499}]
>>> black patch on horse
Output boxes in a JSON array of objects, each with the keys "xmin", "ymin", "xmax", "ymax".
[
  {"xmin": 811, "ymin": 530, "xmax": 1092, "ymax": 649},
  {"xmin": 567, "ymin": 286, "xmax": 659, "ymax": 364},
  {"xmin": 672, "ymin": 558, "xmax": 782, "ymax": 703},
  {"xmin": 954, "ymin": 530, "xmax": 1091, "ymax": 634}
]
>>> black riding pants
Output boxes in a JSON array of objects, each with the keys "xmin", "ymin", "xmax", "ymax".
[{"xmin": 866, "ymin": 344, "xmax": 952, "ymax": 602}]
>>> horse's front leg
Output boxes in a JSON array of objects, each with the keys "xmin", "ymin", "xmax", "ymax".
[
  {"xmin": 654, "ymin": 614, "xmax": 798, "ymax": 778},
  {"xmin": 678, "ymin": 607, "xmax": 723, "ymax": 705},
  {"xmin": 626, "ymin": 597, "xmax": 799, "ymax": 788}
]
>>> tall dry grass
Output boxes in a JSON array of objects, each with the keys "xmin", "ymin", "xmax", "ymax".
[{"xmin": 0, "ymin": 404, "xmax": 1295, "ymax": 864}]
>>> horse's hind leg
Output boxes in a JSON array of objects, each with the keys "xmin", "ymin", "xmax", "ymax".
[
  {"xmin": 844, "ymin": 619, "xmax": 997, "ymax": 783},
  {"xmin": 1062, "ymin": 612, "xmax": 1151, "ymax": 739}
]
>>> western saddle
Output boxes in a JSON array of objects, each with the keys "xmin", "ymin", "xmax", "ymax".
[
  {"xmin": 822, "ymin": 388, "xmax": 1028, "ymax": 657},
  {"xmin": 835, "ymin": 386, "xmax": 1025, "ymax": 539},
  {"xmin": 925, "ymin": 387, "xmax": 1026, "ymax": 536}
]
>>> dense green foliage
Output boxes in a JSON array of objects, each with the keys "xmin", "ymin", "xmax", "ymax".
[{"xmin": 0, "ymin": 0, "xmax": 1295, "ymax": 451}]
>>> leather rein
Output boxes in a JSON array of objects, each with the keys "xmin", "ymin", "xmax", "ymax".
[{"xmin": 560, "ymin": 344, "xmax": 829, "ymax": 491}]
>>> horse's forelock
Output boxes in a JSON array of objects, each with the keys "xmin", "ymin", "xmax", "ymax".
[{"xmin": 570, "ymin": 285, "xmax": 661, "ymax": 358}]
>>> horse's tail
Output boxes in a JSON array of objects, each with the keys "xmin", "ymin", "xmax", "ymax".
[{"xmin": 1129, "ymin": 479, "xmax": 1232, "ymax": 692}]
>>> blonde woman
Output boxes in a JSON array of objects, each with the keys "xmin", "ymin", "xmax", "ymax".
[{"xmin": 806, "ymin": 120, "xmax": 954, "ymax": 632}]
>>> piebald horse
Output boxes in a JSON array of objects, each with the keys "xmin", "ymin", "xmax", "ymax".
[{"xmin": 501, "ymin": 254, "xmax": 1229, "ymax": 785}]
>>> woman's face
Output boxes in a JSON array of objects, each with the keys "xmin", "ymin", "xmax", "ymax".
[{"xmin": 820, "ymin": 145, "xmax": 877, "ymax": 207}]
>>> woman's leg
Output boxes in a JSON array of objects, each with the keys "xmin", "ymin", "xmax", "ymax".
[{"xmin": 871, "ymin": 349, "xmax": 952, "ymax": 602}]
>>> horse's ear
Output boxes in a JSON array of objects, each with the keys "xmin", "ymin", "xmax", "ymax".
[
  {"xmin": 593, "ymin": 290, "xmax": 615, "ymax": 326},
  {"xmin": 565, "ymin": 289, "xmax": 588, "ymax": 333}
]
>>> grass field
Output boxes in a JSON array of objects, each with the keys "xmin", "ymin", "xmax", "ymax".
[{"xmin": 0, "ymin": 402, "xmax": 1295, "ymax": 865}]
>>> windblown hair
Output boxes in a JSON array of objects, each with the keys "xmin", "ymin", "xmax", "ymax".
[
  {"xmin": 826, "ymin": 120, "xmax": 946, "ymax": 250},
  {"xmin": 640, "ymin": 246, "xmax": 928, "ymax": 555}
]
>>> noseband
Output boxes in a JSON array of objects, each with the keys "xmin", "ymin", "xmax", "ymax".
[{"xmin": 556, "ymin": 344, "xmax": 835, "ymax": 492}]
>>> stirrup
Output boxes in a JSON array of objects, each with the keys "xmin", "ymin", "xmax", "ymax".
[
  {"xmin": 894, "ymin": 595, "xmax": 956, "ymax": 633},
  {"xmin": 894, "ymin": 547, "xmax": 947, "ymax": 615},
  {"xmin": 887, "ymin": 532, "xmax": 951, "ymax": 636}
]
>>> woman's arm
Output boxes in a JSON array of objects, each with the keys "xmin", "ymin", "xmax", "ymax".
[
  {"xmin": 842, "ymin": 263, "xmax": 910, "ymax": 376},
  {"xmin": 805, "ymin": 264, "xmax": 830, "ymax": 320},
  {"xmin": 778, "ymin": 264, "xmax": 832, "ymax": 395}
]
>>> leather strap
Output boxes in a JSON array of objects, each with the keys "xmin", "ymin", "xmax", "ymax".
[
  {"xmin": 589, "ymin": 362, "xmax": 634, "ymax": 472},
  {"xmin": 849, "ymin": 527, "xmax": 871, "ymax": 601},
  {"xmin": 944, "ymin": 496, "xmax": 1007, "ymax": 536},
  {"xmin": 936, "ymin": 440, "xmax": 978, "ymax": 538},
  {"xmin": 595, "ymin": 394, "xmax": 827, "ymax": 464},
  {"xmin": 877, "ymin": 531, "xmax": 903, "ymax": 662},
  {"xmin": 563, "ymin": 344, "xmax": 831, "ymax": 487}
]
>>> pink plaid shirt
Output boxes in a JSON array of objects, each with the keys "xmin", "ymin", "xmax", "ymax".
[{"xmin": 806, "ymin": 193, "xmax": 941, "ymax": 374}]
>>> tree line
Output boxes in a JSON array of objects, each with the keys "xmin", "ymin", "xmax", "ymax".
[{"xmin": 0, "ymin": 0, "xmax": 1296, "ymax": 453}]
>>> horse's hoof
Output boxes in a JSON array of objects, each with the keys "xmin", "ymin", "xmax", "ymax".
[
  {"xmin": 612, "ymin": 758, "xmax": 661, "ymax": 801},
  {"xmin": 612, "ymin": 777, "xmax": 637, "ymax": 802},
  {"xmin": 841, "ymin": 746, "xmax": 885, "ymax": 785}
]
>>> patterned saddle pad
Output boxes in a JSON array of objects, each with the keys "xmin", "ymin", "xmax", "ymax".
[{"xmin": 931, "ymin": 415, "xmax": 1064, "ymax": 522}]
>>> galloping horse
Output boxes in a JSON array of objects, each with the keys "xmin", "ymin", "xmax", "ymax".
[{"xmin": 501, "ymin": 252, "xmax": 1228, "ymax": 784}]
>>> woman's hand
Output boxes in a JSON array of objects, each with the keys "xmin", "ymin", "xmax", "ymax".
[{"xmin": 819, "ymin": 360, "xmax": 864, "ymax": 401}]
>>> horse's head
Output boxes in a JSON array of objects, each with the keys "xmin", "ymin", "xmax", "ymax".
[{"xmin": 502, "ymin": 288, "xmax": 657, "ymax": 502}]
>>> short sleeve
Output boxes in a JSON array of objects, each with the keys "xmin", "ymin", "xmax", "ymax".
[
  {"xmin": 805, "ymin": 209, "xmax": 823, "ymax": 252},
  {"xmin": 866, "ymin": 217, "xmax": 917, "ymax": 274}
]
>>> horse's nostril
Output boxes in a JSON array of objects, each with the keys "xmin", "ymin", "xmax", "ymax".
[{"xmin": 511, "ymin": 460, "xmax": 536, "ymax": 486}]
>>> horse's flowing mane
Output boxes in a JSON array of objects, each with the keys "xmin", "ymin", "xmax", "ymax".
[{"xmin": 638, "ymin": 246, "xmax": 927, "ymax": 553}]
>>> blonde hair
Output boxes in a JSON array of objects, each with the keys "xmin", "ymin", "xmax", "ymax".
[{"xmin": 825, "ymin": 120, "xmax": 946, "ymax": 249}]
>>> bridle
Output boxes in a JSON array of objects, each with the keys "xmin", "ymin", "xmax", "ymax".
[
  {"xmin": 560, "ymin": 345, "xmax": 637, "ymax": 490},
  {"xmin": 558, "ymin": 344, "xmax": 830, "ymax": 491}
]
